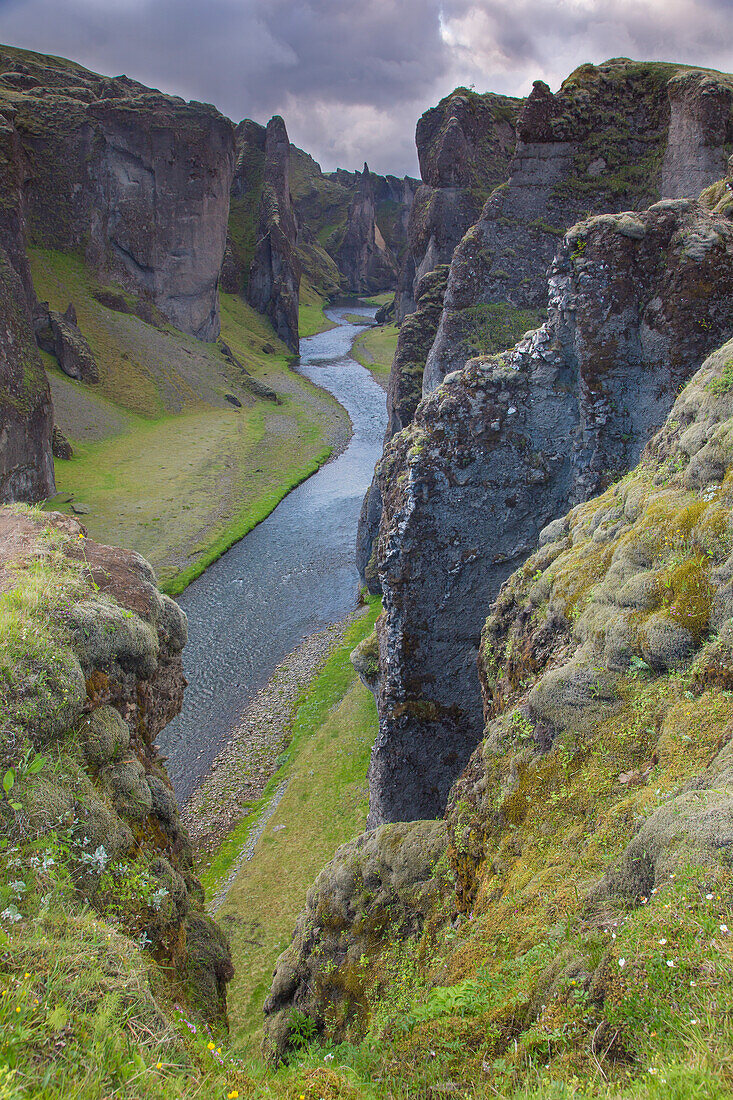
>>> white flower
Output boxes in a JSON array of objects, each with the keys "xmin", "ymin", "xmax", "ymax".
[
  {"xmin": 618, "ymin": 958, "xmax": 626, "ymax": 968},
  {"xmin": 666, "ymin": 960, "xmax": 676, "ymax": 968},
  {"xmin": 323, "ymin": 1053, "xmax": 334, "ymax": 1063},
  {"xmin": 706, "ymin": 893, "xmax": 714, "ymax": 900},
  {"xmin": 658, "ymin": 939, "xmax": 667, "ymax": 946},
  {"xmin": 721, "ymin": 924, "xmax": 729, "ymax": 933},
  {"xmin": 1, "ymin": 905, "xmax": 21, "ymax": 924}
]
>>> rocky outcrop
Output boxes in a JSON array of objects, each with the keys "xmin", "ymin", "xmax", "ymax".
[
  {"xmin": 0, "ymin": 507, "xmax": 232, "ymax": 1024},
  {"xmin": 425, "ymin": 60, "xmax": 733, "ymax": 390},
  {"xmin": 451, "ymin": 333, "xmax": 733, "ymax": 910},
  {"xmin": 332, "ymin": 164, "xmax": 399, "ymax": 295},
  {"xmin": 356, "ymin": 264, "xmax": 450, "ymax": 593},
  {"xmin": 395, "ymin": 88, "xmax": 521, "ymax": 321},
  {"xmin": 0, "ymin": 44, "xmax": 234, "ymax": 340},
  {"xmin": 369, "ymin": 197, "xmax": 733, "ymax": 825},
  {"xmin": 0, "ymin": 248, "xmax": 55, "ymax": 503},
  {"xmin": 246, "ymin": 116, "xmax": 300, "ymax": 353},
  {"xmin": 263, "ymin": 819, "xmax": 447, "ymax": 1060},
  {"xmin": 34, "ymin": 301, "xmax": 100, "ymax": 383}
]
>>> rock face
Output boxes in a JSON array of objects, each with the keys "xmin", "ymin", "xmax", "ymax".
[
  {"xmin": 0, "ymin": 248, "xmax": 55, "ymax": 503},
  {"xmin": 34, "ymin": 301, "xmax": 100, "ymax": 383},
  {"xmin": 332, "ymin": 163, "xmax": 399, "ymax": 294},
  {"xmin": 451, "ymin": 333, "xmax": 733, "ymax": 913},
  {"xmin": 425, "ymin": 60, "xmax": 733, "ymax": 390},
  {"xmin": 0, "ymin": 507, "xmax": 233, "ymax": 1023},
  {"xmin": 263, "ymin": 819, "xmax": 447, "ymax": 1060},
  {"xmin": 246, "ymin": 116, "xmax": 300, "ymax": 353},
  {"xmin": 369, "ymin": 197, "xmax": 733, "ymax": 825},
  {"xmin": 396, "ymin": 88, "xmax": 521, "ymax": 322},
  {"xmin": 0, "ymin": 44, "xmax": 235, "ymax": 340},
  {"xmin": 356, "ymin": 264, "xmax": 450, "ymax": 593}
]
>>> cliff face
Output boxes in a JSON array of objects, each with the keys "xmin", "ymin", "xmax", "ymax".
[
  {"xmin": 246, "ymin": 116, "xmax": 300, "ymax": 353},
  {"xmin": 332, "ymin": 164, "xmax": 400, "ymax": 295},
  {"xmin": 0, "ymin": 507, "xmax": 232, "ymax": 1024},
  {"xmin": 356, "ymin": 264, "xmax": 450, "ymax": 594},
  {"xmin": 269, "ymin": 336, "xmax": 733, "ymax": 1096},
  {"xmin": 0, "ymin": 44, "xmax": 235, "ymax": 341},
  {"xmin": 425, "ymin": 60, "xmax": 733, "ymax": 390},
  {"xmin": 395, "ymin": 88, "xmax": 521, "ymax": 321},
  {"xmin": 0, "ymin": 249, "xmax": 54, "ymax": 503},
  {"xmin": 370, "ymin": 197, "xmax": 733, "ymax": 825}
]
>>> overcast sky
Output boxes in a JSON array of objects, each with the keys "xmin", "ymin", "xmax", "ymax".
[{"xmin": 0, "ymin": 0, "xmax": 731, "ymax": 176}]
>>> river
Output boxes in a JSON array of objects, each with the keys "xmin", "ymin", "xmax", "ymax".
[{"xmin": 157, "ymin": 303, "xmax": 387, "ymax": 802}]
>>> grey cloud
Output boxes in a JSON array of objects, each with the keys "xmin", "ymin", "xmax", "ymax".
[{"xmin": 0, "ymin": 0, "xmax": 731, "ymax": 175}]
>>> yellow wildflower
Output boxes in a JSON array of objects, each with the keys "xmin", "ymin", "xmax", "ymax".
[{"xmin": 207, "ymin": 1042, "xmax": 215, "ymax": 1051}]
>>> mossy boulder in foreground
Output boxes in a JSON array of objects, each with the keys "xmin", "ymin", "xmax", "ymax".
[{"xmin": 0, "ymin": 507, "xmax": 232, "ymax": 1027}]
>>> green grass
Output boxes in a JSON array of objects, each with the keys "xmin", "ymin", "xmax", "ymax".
[
  {"xmin": 298, "ymin": 276, "xmax": 337, "ymax": 338},
  {"xmin": 352, "ymin": 323, "xmax": 398, "ymax": 388},
  {"xmin": 358, "ymin": 292, "xmax": 394, "ymax": 308},
  {"xmin": 202, "ymin": 599, "xmax": 381, "ymax": 1054},
  {"xmin": 30, "ymin": 249, "xmax": 346, "ymax": 592}
]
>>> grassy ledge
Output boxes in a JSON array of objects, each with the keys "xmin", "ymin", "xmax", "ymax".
[
  {"xmin": 299, "ymin": 276, "xmax": 338, "ymax": 338},
  {"xmin": 351, "ymin": 323, "xmax": 399, "ymax": 390}
]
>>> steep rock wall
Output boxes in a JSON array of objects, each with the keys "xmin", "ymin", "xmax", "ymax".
[
  {"xmin": 0, "ymin": 44, "xmax": 235, "ymax": 341},
  {"xmin": 395, "ymin": 88, "xmax": 521, "ymax": 322},
  {"xmin": 370, "ymin": 198, "xmax": 733, "ymax": 824},
  {"xmin": 425, "ymin": 60, "xmax": 733, "ymax": 391},
  {"xmin": 0, "ymin": 248, "xmax": 54, "ymax": 503},
  {"xmin": 246, "ymin": 115, "xmax": 300, "ymax": 353}
]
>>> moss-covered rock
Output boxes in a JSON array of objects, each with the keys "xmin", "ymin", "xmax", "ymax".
[
  {"xmin": 263, "ymin": 819, "xmax": 447, "ymax": 1060},
  {"xmin": 0, "ymin": 506, "xmax": 231, "ymax": 1028}
]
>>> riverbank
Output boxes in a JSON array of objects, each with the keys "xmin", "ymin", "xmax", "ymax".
[
  {"xmin": 352, "ymin": 321, "xmax": 399, "ymax": 390},
  {"xmin": 159, "ymin": 305, "xmax": 388, "ymax": 800},
  {"xmin": 34, "ymin": 248, "xmax": 349, "ymax": 595},
  {"xmin": 193, "ymin": 599, "xmax": 380, "ymax": 1055}
]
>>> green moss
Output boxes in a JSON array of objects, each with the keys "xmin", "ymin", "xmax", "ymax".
[{"xmin": 459, "ymin": 302, "xmax": 546, "ymax": 355}]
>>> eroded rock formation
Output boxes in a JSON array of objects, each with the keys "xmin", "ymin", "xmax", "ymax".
[
  {"xmin": 0, "ymin": 44, "xmax": 235, "ymax": 340},
  {"xmin": 247, "ymin": 116, "xmax": 300, "ymax": 353},
  {"xmin": 370, "ymin": 197, "xmax": 733, "ymax": 824},
  {"xmin": 396, "ymin": 88, "xmax": 521, "ymax": 321},
  {"xmin": 425, "ymin": 60, "xmax": 733, "ymax": 390},
  {"xmin": 0, "ymin": 248, "xmax": 54, "ymax": 503}
]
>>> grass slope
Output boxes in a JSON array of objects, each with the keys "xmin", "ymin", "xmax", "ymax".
[
  {"xmin": 203, "ymin": 601, "xmax": 380, "ymax": 1056},
  {"xmin": 298, "ymin": 276, "xmax": 338, "ymax": 338},
  {"xmin": 30, "ymin": 250, "xmax": 346, "ymax": 592},
  {"xmin": 352, "ymin": 323, "xmax": 399, "ymax": 389}
]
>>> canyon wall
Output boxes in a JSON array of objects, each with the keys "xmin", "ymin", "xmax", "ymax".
[
  {"xmin": 0, "ymin": 44, "xmax": 235, "ymax": 341},
  {"xmin": 395, "ymin": 88, "xmax": 521, "ymax": 322},
  {"xmin": 246, "ymin": 116, "xmax": 300, "ymax": 353},
  {"xmin": 425, "ymin": 60, "xmax": 733, "ymax": 391},
  {"xmin": 370, "ymin": 196, "xmax": 733, "ymax": 824}
]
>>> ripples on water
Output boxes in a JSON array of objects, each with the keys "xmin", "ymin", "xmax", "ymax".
[{"xmin": 158, "ymin": 303, "xmax": 387, "ymax": 801}]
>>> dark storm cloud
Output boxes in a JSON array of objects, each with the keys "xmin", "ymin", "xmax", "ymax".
[{"xmin": 0, "ymin": 0, "xmax": 731, "ymax": 175}]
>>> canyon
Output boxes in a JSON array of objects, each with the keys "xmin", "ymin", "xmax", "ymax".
[{"xmin": 1, "ymin": 39, "xmax": 733, "ymax": 1100}]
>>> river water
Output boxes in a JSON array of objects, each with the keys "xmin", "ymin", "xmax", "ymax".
[{"xmin": 158, "ymin": 303, "xmax": 387, "ymax": 802}]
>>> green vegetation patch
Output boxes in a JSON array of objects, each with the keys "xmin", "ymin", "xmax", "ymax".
[
  {"xmin": 352, "ymin": 324, "xmax": 399, "ymax": 389},
  {"xmin": 30, "ymin": 249, "xmax": 346, "ymax": 593},
  {"xmin": 203, "ymin": 599, "xmax": 380, "ymax": 1054},
  {"xmin": 460, "ymin": 302, "xmax": 546, "ymax": 355}
]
